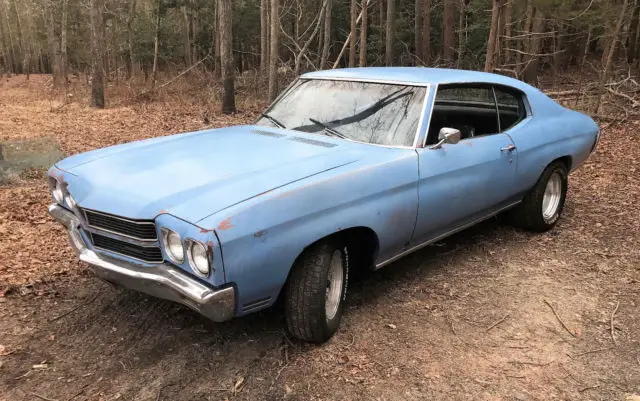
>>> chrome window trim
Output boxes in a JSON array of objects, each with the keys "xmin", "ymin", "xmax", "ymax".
[
  {"xmin": 420, "ymin": 83, "xmax": 438, "ymax": 148},
  {"xmin": 304, "ymin": 76, "xmax": 432, "ymax": 87},
  {"xmin": 412, "ymin": 86, "xmax": 432, "ymax": 148},
  {"xmin": 492, "ymin": 86, "xmax": 501, "ymax": 133},
  {"xmin": 421, "ymin": 82, "xmax": 533, "ymax": 147}
]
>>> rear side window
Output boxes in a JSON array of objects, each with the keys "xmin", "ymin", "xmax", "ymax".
[{"xmin": 494, "ymin": 87, "xmax": 527, "ymax": 131}]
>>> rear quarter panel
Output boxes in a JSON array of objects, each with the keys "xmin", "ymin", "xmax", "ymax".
[
  {"xmin": 199, "ymin": 147, "xmax": 419, "ymax": 316},
  {"xmin": 509, "ymin": 93, "xmax": 598, "ymax": 195}
]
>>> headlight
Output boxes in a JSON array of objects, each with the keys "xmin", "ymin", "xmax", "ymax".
[
  {"xmin": 187, "ymin": 240, "xmax": 210, "ymax": 277},
  {"xmin": 161, "ymin": 229, "xmax": 184, "ymax": 263},
  {"xmin": 51, "ymin": 180, "xmax": 64, "ymax": 204},
  {"xmin": 64, "ymin": 193, "xmax": 77, "ymax": 209}
]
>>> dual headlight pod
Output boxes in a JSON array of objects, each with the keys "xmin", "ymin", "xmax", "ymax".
[
  {"xmin": 49, "ymin": 176, "xmax": 77, "ymax": 210},
  {"xmin": 161, "ymin": 228, "xmax": 211, "ymax": 277}
]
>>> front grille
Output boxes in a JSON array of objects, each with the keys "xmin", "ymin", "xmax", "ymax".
[
  {"xmin": 91, "ymin": 233, "xmax": 164, "ymax": 263},
  {"xmin": 83, "ymin": 209, "xmax": 157, "ymax": 241}
]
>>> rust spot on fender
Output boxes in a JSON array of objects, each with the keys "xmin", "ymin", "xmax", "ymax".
[
  {"xmin": 199, "ymin": 227, "xmax": 215, "ymax": 233},
  {"xmin": 217, "ymin": 218, "xmax": 234, "ymax": 231},
  {"xmin": 465, "ymin": 141, "xmax": 473, "ymax": 147},
  {"xmin": 157, "ymin": 209, "xmax": 169, "ymax": 215},
  {"xmin": 254, "ymin": 230, "xmax": 266, "ymax": 238}
]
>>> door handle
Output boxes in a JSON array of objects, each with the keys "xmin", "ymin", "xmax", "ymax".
[{"xmin": 500, "ymin": 144, "xmax": 516, "ymax": 152}]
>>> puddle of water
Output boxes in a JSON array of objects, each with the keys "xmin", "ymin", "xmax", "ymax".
[{"xmin": 0, "ymin": 138, "xmax": 65, "ymax": 184}]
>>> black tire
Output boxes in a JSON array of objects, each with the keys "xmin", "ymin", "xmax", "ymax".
[
  {"xmin": 284, "ymin": 239, "xmax": 349, "ymax": 343},
  {"xmin": 509, "ymin": 161, "xmax": 568, "ymax": 232}
]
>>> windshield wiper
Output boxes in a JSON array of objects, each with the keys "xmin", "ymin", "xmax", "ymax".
[
  {"xmin": 309, "ymin": 118, "xmax": 347, "ymax": 139},
  {"xmin": 260, "ymin": 113, "xmax": 286, "ymax": 129}
]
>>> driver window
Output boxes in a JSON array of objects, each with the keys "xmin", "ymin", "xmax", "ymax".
[{"xmin": 426, "ymin": 84, "xmax": 499, "ymax": 145}]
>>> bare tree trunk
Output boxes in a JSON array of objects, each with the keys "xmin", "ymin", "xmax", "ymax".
[
  {"xmin": 12, "ymin": 0, "xmax": 25, "ymax": 74},
  {"xmin": 378, "ymin": 0, "xmax": 385, "ymax": 59},
  {"xmin": 90, "ymin": 0, "xmax": 105, "ymax": 108},
  {"xmin": 3, "ymin": 1, "xmax": 18, "ymax": 74},
  {"xmin": 182, "ymin": 3, "xmax": 192, "ymax": 68},
  {"xmin": 523, "ymin": 8, "xmax": 543, "ymax": 84},
  {"xmin": 553, "ymin": 24, "xmax": 566, "ymax": 72},
  {"xmin": 484, "ymin": 0, "xmax": 501, "ymax": 72},
  {"xmin": 516, "ymin": 0, "xmax": 534, "ymax": 73},
  {"xmin": 331, "ymin": 2, "xmax": 371, "ymax": 69},
  {"xmin": 0, "ymin": 1, "xmax": 11, "ymax": 75},
  {"xmin": 385, "ymin": 0, "xmax": 395, "ymax": 66},
  {"xmin": 317, "ymin": 6, "xmax": 324, "ymax": 67},
  {"xmin": 61, "ymin": 0, "xmax": 68, "ymax": 86},
  {"xmin": 321, "ymin": 0, "xmax": 332, "ymax": 68},
  {"xmin": 456, "ymin": 0, "xmax": 466, "ymax": 68},
  {"xmin": 442, "ymin": 0, "xmax": 455, "ymax": 64},
  {"xmin": 597, "ymin": 0, "xmax": 630, "ymax": 112},
  {"xmin": 268, "ymin": 0, "xmax": 279, "ymax": 101},
  {"xmin": 495, "ymin": 0, "xmax": 505, "ymax": 68},
  {"xmin": 422, "ymin": 0, "xmax": 431, "ymax": 64},
  {"xmin": 628, "ymin": 3, "xmax": 640, "ymax": 63},
  {"xmin": 504, "ymin": 0, "xmax": 512, "ymax": 64},
  {"xmin": 360, "ymin": 0, "xmax": 368, "ymax": 66},
  {"xmin": 45, "ymin": 1, "xmax": 60, "ymax": 84},
  {"xmin": 415, "ymin": 0, "xmax": 423, "ymax": 62},
  {"xmin": 581, "ymin": 28, "xmax": 592, "ymax": 69},
  {"xmin": 214, "ymin": 0, "xmax": 221, "ymax": 78},
  {"xmin": 22, "ymin": 0, "xmax": 34, "ymax": 77},
  {"xmin": 260, "ymin": 0, "xmax": 269, "ymax": 73},
  {"xmin": 190, "ymin": 7, "xmax": 197, "ymax": 65},
  {"xmin": 349, "ymin": 0, "xmax": 357, "ymax": 67},
  {"xmin": 127, "ymin": 0, "xmax": 137, "ymax": 78},
  {"xmin": 218, "ymin": 0, "xmax": 235, "ymax": 114},
  {"xmin": 151, "ymin": 0, "xmax": 161, "ymax": 87}
]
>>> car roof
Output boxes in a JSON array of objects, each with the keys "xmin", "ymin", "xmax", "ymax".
[{"xmin": 301, "ymin": 67, "xmax": 532, "ymax": 92}]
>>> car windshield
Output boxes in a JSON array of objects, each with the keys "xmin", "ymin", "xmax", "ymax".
[{"xmin": 256, "ymin": 79, "xmax": 427, "ymax": 147}]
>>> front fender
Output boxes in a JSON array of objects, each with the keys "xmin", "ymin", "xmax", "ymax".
[{"xmin": 201, "ymin": 149, "xmax": 419, "ymax": 315}]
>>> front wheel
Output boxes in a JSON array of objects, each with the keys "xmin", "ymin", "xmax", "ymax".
[
  {"xmin": 284, "ymin": 240, "xmax": 349, "ymax": 343},
  {"xmin": 509, "ymin": 161, "xmax": 568, "ymax": 232}
]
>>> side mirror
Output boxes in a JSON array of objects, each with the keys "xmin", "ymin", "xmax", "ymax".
[{"xmin": 430, "ymin": 127, "xmax": 462, "ymax": 150}]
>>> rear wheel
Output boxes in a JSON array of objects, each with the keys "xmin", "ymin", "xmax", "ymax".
[
  {"xmin": 509, "ymin": 161, "xmax": 568, "ymax": 232},
  {"xmin": 284, "ymin": 240, "xmax": 349, "ymax": 343}
]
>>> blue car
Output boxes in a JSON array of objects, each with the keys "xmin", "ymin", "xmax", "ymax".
[{"xmin": 47, "ymin": 68, "xmax": 599, "ymax": 342}]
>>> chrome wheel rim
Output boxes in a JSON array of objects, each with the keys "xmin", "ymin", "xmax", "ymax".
[
  {"xmin": 542, "ymin": 172, "xmax": 562, "ymax": 220},
  {"xmin": 325, "ymin": 250, "xmax": 344, "ymax": 321}
]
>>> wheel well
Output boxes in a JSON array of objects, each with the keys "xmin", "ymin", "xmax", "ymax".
[
  {"xmin": 554, "ymin": 155, "xmax": 572, "ymax": 171},
  {"xmin": 276, "ymin": 227, "xmax": 380, "ymax": 304},
  {"xmin": 291, "ymin": 227, "xmax": 380, "ymax": 273},
  {"xmin": 340, "ymin": 227, "xmax": 380, "ymax": 271}
]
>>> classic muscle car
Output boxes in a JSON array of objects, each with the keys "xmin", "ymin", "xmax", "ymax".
[{"xmin": 47, "ymin": 68, "xmax": 599, "ymax": 342}]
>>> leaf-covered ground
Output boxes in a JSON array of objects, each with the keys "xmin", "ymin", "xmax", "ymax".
[{"xmin": 0, "ymin": 75, "xmax": 638, "ymax": 400}]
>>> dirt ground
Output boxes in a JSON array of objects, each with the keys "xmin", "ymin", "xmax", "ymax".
[{"xmin": 0, "ymin": 75, "xmax": 639, "ymax": 401}]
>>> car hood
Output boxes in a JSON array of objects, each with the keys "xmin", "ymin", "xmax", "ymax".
[{"xmin": 58, "ymin": 125, "xmax": 360, "ymax": 223}]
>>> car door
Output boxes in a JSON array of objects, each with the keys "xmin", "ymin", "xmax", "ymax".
[{"xmin": 411, "ymin": 84, "xmax": 520, "ymax": 245}]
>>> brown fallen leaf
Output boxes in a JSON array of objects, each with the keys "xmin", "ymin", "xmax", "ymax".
[{"xmin": 233, "ymin": 376, "xmax": 244, "ymax": 393}]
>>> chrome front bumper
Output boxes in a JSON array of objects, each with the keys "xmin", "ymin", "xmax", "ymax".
[{"xmin": 48, "ymin": 204, "xmax": 236, "ymax": 322}]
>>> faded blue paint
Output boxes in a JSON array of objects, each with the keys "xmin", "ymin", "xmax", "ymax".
[{"xmin": 48, "ymin": 67, "xmax": 599, "ymax": 318}]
